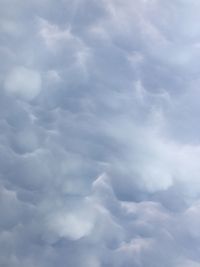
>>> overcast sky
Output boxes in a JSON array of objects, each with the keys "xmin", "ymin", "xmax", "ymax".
[{"xmin": 1, "ymin": 0, "xmax": 200, "ymax": 266}]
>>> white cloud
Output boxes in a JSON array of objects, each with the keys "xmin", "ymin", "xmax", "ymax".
[
  {"xmin": 4, "ymin": 66, "xmax": 41, "ymax": 101},
  {"xmin": 47, "ymin": 212, "xmax": 94, "ymax": 240},
  {"xmin": 38, "ymin": 18, "xmax": 72, "ymax": 48}
]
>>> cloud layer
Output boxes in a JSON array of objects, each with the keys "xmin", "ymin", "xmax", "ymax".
[{"xmin": 1, "ymin": 0, "xmax": 200, "ymax": 266}]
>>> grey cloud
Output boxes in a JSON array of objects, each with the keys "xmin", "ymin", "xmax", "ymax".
[{"xmin": 1, "ymin": 0, "xmax": 200, "ymax": 266}]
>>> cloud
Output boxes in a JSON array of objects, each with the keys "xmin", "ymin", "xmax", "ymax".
[
  {"xmin": 4, "ymin": 66, "xmax": 41, "ymax": 101},
  {"xmin": 1, "ymin": 0, "xmax": 200, "ymax": 267}
]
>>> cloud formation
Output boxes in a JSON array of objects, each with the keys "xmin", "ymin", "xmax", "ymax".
[
  {"xmin": 1, "ymin": 0, "xmax": 200, "ymax": 266},
  {"xmin": 4, "ymin": 66, "xmax": 41, "ymax": 100}
]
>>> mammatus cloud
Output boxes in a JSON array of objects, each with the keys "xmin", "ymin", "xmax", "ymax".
[
  {"xmin": 1, "ymin": 0, "xmax": 200, "ymax": 266},
  {"xmin": 4, "ymin": 66, "xmax": 41, "ymax": 100}
]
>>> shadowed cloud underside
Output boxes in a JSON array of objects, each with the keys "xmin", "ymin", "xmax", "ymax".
[{"xmin": 1, "ymin": 0, "xmax": 200, "ymax": 266}]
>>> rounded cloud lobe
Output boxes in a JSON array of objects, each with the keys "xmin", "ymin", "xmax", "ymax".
[
  {"xmin": 4, "ymin": 66, "xmax": 41, "ymax": 101},
  {"xmin": 1, "ymin": 0, "xmax": 200, "ymax": 266}
]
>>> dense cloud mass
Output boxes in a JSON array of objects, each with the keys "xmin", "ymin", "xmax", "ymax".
[{"xmin": 1, "ymin": 0, "xmax": 200, "ymax": 266}]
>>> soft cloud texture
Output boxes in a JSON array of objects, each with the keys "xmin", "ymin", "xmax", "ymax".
[
  {"xmin": 1, "ymin": 0, "xmax": 200, "ymax": 266},
  {"xmin": 4, "ymin": 66, "xmax": 41, "ymax": 100}
]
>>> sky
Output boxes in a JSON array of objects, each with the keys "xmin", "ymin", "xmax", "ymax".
[{"xmin": 1, "ymin": 0, "xmax": 200, "ymax": 266}]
